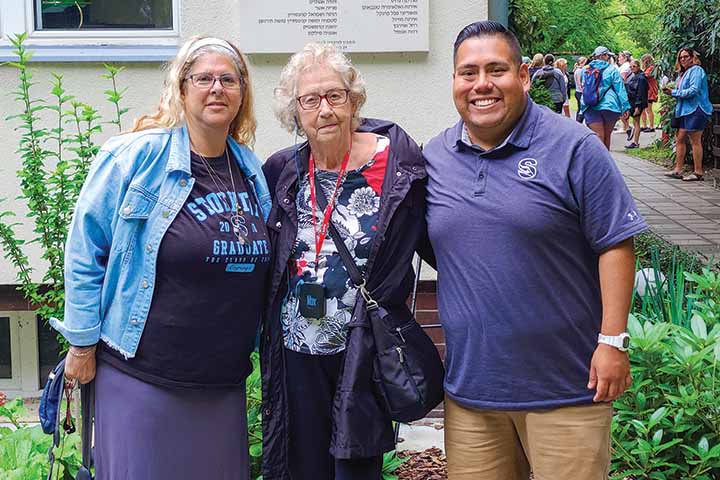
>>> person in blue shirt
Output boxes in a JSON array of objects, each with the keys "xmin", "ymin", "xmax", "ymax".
[
  {"xmin": 425, "ymin": 21, "xmax": 648, "ymax": 479},
  {"xmin": 663, "ymin": 48, "xmax": 713, "ymax": 182},
  {"xmin": 51, "ymin": 36, "xmax": 271, "ymax": 480},
  {"xmin": 580, "ymin": 46, "xmax": 631, "ymax": 150}
]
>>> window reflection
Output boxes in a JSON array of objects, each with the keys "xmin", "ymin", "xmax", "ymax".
[{"xmin": 36, "ymin": 0, "xmax": 172, "ymax": 30}]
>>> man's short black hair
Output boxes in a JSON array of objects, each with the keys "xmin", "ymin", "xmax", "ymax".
[
  {"xmin": 544, "ymin": 54, "xmax": 555, "ymax": 65},
  {"xmin": 453, "ymin": 21, "xmax": 523, "ymax": 66}
]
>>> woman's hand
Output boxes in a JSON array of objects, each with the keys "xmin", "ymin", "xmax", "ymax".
[
  {"xmin": 622, "ymin": 111, "xmax": 630, "ymax": 120},
  {"xmin": 661, "ymin": 87, "xmax": 672, "ymax": 95},
  {"xmin": 65, "ymin": 345, "xmax": 97, "ymax": 384}
]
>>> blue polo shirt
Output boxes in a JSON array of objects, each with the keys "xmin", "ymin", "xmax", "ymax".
[{"xmin": 425, "ymin": 98, "xmax": 648, "ymax": 410}]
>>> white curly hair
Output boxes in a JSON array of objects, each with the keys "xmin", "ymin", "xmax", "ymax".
[{"xmin": 273, "ymin": 43, "xmax": 367, "ymax": 136}]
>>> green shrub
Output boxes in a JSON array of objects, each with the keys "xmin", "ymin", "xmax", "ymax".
[
  {"xmin": 0, "ymin": 33, "xmax": 128, "ymax": 348},
  {"xmin": 529, "ymin": 82, "xmax": 555, "ymax": 109},
  {"xmin": 611, "ymin": 249, "xmax": 720, "ymax": 478},
  {"xmin": 634, "ymin": 231, "xmax": 704, "ymax": 276},
  {"xmin": 0, "ymin": 397, "xmax": 83, "ymax": 479}
]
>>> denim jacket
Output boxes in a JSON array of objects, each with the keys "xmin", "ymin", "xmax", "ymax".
[
  {"xmin": 50, "ymin": 125, "xmax": 271, "ymax": 357},
  {"xmin": 673, "ymin": 65, "xmax": 713, "ymax": 117}
]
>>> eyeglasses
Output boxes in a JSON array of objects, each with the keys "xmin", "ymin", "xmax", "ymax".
[
  {"xmin": 296, "ymin": 89, "xmax": 349, "ymax": 110},
  {"xmin": 186, "ymin": 73, "xmax": 243, "ymax": 90},
  {"xmin": 679, "ymin": 54, "xmax": 692, "ymax": 60}
]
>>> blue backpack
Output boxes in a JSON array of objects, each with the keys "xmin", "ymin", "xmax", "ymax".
[{"xmin": 582, "ymin": 65, "xmax": 606, "ymax": 106}]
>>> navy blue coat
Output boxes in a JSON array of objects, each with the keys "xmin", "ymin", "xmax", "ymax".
[{"xmin": 260, "ymin": 119, "xmax": 430, "ymax": 479}]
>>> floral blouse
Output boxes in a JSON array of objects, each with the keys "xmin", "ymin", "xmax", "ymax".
[{"xmin": 281, "ymin": 135, "xmax": 390, "ymax": 355}]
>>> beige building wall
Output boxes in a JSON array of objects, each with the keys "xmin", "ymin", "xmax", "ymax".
[{"xmin": 0, "ymin": 0, "xmax": 488, "ymax": 284}]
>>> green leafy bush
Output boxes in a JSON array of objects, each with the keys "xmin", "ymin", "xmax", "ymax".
[
  {"xmin": 528, "ymin": 82, "xmax": 555, "ymax": 109},
  {"xmin": 0, "ymin": 397, "xmax": 83, "ymax": 479},
  {"xmin": 634, "ymin": 231, "xmax": 703, "ymax": 276},
  {"xmin": 611, "ymin": 250, "xmax": 720, "ymax": 479},
  {"xmin": 246, "ymin": 352, "xmax": 263, "ymax": 479},
  {"xmin": 0, "ymin": 33, "xmax": 128, "ymax": 348}
]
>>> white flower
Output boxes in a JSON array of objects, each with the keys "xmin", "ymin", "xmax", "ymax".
[{"xmin": 347, "ymin": 186, "xmax": 380, "ymax": 217}]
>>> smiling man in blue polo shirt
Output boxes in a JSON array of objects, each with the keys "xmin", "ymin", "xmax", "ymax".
[{"xmin": 424, "ymin": 21, "xmax": 648, "ymax": 479}]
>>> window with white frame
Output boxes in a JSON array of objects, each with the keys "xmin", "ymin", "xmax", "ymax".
[
  {"xmin": 0, "ymin": 311, "xmax": 62, "ymax": 397},
  {"xmin": 0, "ymin": 0, "xmax": 179, "ymax": 61}
]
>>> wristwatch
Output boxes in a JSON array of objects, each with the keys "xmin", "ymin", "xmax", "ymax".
[{"xmin": 597, "ymin": 332, "xmax": 631, "ymax": 352}]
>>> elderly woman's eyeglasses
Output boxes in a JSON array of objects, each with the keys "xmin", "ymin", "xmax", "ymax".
[
  {"xmin": 186, "ymin": 73, "xmax": 243, "ymax": 90},
  {"xmin": 296, "ymin": 89, "xmax": 349, "ymax": 110}
]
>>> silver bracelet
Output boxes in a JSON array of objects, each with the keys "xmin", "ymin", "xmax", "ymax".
[{"xmin": 69, "ymin": 346, "xmax": 96, "ymax": 358}]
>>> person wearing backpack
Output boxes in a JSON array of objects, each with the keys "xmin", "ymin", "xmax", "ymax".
[
  {"xmin": 580, "ymin": 46, "xmax": 631, "ymax": 149},
  {"xmin": 532, "ymin": 54, "xmax": 567, "ymax": 113}
]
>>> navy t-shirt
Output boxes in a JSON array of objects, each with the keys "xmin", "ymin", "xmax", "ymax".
[
  {"xmin": 100, "ymin": 150, "xmax": 270, "ymax": 388},
  {"xmin": 425, "ymin": 98, "xmax": 648, "ymax": 410}
]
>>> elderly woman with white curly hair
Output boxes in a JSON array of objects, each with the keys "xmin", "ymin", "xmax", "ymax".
[
  {"xmin": 260, "ymin": 43, "xmax": 430, "ymax": 480},
  {"xmin": 50, "ymin": 35, "xmax": 271, "ymax": 479}
]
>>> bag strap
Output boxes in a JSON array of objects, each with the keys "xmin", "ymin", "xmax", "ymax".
[
  {"xmin": 46, "ymin": 374, "xmax": 94, "ymax": 480},
  {"xmin": 312, "ymin": 174, "xmax": 377, "ymax": 308},
  {"xmin": 80, "ymin": 381, "xmax": 95, "ymax": 470}
]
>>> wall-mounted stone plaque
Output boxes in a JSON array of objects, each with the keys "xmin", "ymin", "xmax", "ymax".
[{"xmin": 238, "ymin": 0, "xmax": 428, "ymax": 53}]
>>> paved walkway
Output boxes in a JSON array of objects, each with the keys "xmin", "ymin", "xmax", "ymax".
[{"xmin": 610, "ymin": 132, "xmax": 720, "ymax": 258}]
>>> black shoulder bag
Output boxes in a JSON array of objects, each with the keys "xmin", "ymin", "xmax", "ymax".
[{"xmin": 314, "ymin": 176, "xmax": 444, "ymax": 423}]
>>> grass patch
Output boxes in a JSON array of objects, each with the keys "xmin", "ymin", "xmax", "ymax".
[{"xmin": 629, "ymin": 142, "xmax": 673, "ymax": 166}]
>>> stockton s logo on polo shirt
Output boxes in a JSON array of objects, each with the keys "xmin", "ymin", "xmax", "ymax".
[{"xmin": 517, "ymin": 158, "xmax": 538, "ymax": 179}]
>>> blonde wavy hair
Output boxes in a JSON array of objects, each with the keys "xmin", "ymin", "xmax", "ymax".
[
  {"xmin": 530, "ymin": 53, "xmax": 544, "ymax": 68},
  {"xmin": 273, "ymin": 43, "xmax": 367, "ymax": 136},
  {"xmin": 132, "ymin": 36, "xmax": 256, "ymax": 146}
]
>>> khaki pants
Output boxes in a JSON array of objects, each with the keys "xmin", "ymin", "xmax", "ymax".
[{"xmin": 445, "ymin": 396, "xmax": 613, "ymax": 480}]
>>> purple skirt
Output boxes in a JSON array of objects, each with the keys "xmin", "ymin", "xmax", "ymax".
[{"xmin": 94, "ymin": 360, "xmax": 249, "ymax": 480}]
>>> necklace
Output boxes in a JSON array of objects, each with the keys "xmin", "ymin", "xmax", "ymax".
[{"xmin": 191, "ymin": 144, "xmax": 248, "ymax": 244}]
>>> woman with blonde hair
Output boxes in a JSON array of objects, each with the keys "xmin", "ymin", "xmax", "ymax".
[
  {"xmin": 555, "ymin": 57, "xmax": 571, "ymax": 117},
  {"xmin": 529, "ymin": 52, "xmax": 544, "ymax": 77},
  {"xmin": 51, "ymin": 35, "xmax": 270, "ymax": 479},
  {"xmin": 663, "ymin": 48, "xmax": 713, "ymax": 181},
  {"xmin": 572, "ymin": 56, "xmax": 587, "ymax": 122}
]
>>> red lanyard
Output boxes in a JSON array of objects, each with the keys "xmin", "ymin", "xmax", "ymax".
[{"xmin": 308, "ymin": 149, "xmax": 351, "ymax": 272}]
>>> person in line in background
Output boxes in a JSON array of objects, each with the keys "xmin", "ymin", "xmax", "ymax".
[
  {"xmin": 617, "ymin": 51, "xmax": 633, "ymax": 140},
  {"xmin": 663, "ymin": 48, "xmax": 713, "ymax": 182},
  {"xmin": 50, "ymin": 36, "xmax": 270, "ymax": 480},
  {"xmin": 261, "ymin": 42, "xmax": 429, "ymax": 480},
  {"xmin": 424, "ymin": 20, "xmax": 647, "ymax": 479},
  {"xmin": 555, "ymin": 57, "xmax": 572, "ymax": 117},
  {"xmin": 529, "ymin": 53, "xmax": 544, "ymax": 77},
  {"xmin": 573, "ymin": 56, "xmax": 587, "ymax": 122},
  {"xmin": 641, "ymin": 54, "xmax": 659, "ymax": 132},
  {"xmin": 532, "ymin": 53, "xmax": 567, "ymax": 114},
  {"xmin": 624, "ymin": 60, "xmax": 649, "ymax": 149},
  {"xmin": 580, "ymin": 46, "xmax": 631, "ymax": 149}
]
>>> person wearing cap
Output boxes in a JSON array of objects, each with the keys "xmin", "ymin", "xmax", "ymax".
[
  {"xmin": 580, "ymin": 46, "xmax": 631, "ymax": 149},
  {"xmin": 51, "ymin": 36, "xmax": 270, "ymax": 479},
  {"xmin": 424, "ymin": 21, "xmax": 647, "ymax": 479}
]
